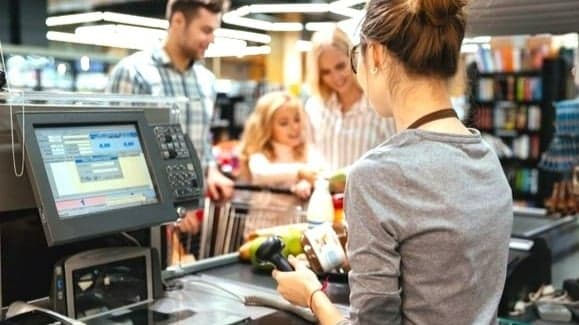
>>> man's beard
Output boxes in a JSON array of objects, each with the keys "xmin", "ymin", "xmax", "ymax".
[{"xmin": 184, "ymin": 46, "xmax": 202, "ymax": 62}]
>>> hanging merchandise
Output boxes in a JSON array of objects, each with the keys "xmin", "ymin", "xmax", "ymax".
[
  {"xmin": 539, "ymin": 99, "xmax": 579, "ymax": 174},
  {"xmin": 539, "ymin": 98, "xmax": 579, "ymax": 213}
]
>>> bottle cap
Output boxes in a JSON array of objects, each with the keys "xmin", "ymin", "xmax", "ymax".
[{"xmin": 332, "ymin": 194, "xmax": 344, "ymax": 210}]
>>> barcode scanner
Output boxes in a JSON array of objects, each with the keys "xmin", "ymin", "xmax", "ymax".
[{"xmin": 256, "ymin": 236, "xmax": 293, "ymax": 271}]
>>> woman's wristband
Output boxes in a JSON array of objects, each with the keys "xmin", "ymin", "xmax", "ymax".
[{"xmin": 308, "ymin": 287, "xmax": 324, "ymax": 312}]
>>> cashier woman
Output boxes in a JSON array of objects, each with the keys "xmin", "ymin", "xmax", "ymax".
[{"xmin": 272, "ymin": 0, "xmax": 513, "ymax": 324}]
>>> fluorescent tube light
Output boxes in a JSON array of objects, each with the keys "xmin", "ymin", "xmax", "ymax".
[
  {"xmin": 222, "ymin": 15, "xmax": 272, "ymax": 30},
  {"xmin": 305, "ymin": 22, "xmax": 337, "ymax": 32},
  {"xmin": 270, "ymin": 22, "xmax": 304, "ymax": 32},
  {"xmin": 46, "ymin": 12, "xmax": 103, "ymax": 26},
  {"xmin": 248, "ymin": 4, "xmax": 329, "ymax": 14},
  {"xmin": 330, "ymin": 7, "xmax": 363, "ymax": 18},
  {"xmin": 330, "ymin": 0, "xmax": 367, "ymax": 7},
  {"xmin": 102, "ymin": 11, "xmax": 168, "ymax": 29},
  {"xmin": 215, "ymin": 28, "xmax": 271, "ymax": 44},
  {"xmin": 75, "ymin": 24, "xmax": 166, "ymax": 41},
  {"xmin": 48, "ymin": 30, "xmax": 266, "ymax": 57},
  {"xmin": 223, "ymin": 15, "xmax": 303, "ymax": 32},
  {"xmin": 47, "ymin": 31, "xmax": 150, "ymax": 50},
  {"xmin": 223, "ymin": 2, "xmax": 365, "ymax": 31},
  {"xmin": 205, "ymin": 45, "xmax": 271, "ymax": 58}
]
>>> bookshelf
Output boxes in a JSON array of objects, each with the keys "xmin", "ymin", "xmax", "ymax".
[{"xmin": 468, "ymin": 57, "xmax": 570, "ymax": 207}]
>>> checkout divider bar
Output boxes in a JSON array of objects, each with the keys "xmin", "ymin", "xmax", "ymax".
[{"xmin": 162, "ymin": 252, "xmax": 240, "ymax": 280}]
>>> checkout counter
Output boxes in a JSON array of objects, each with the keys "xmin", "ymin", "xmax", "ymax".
[
  {"xmin": 0, "ymin": 92, "xmax": 578, "ymax": 324},
  {"xmin": 0, "ymin": 92, "xmax": 332, "ymax": 324},
  {"xmin": 71, "ymin": 253, "xmax": 346, "ymax": 324}
]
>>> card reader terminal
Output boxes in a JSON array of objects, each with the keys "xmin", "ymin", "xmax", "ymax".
[{"xmin": 152, "ymin": 124, "xmax": 204, "ymax": 206}]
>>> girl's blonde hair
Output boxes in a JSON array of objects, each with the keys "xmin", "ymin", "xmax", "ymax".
[
  {"xmin": 239, "ymin": 91, "xmax": 307, "ymax": 181},
  {"xmin": 306, "ymin": 26, "xmax": 358, "ymax": 103}
]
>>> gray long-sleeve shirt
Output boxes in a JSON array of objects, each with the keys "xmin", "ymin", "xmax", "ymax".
[{"xmin": 342, "ymin": 129, "xmax": 513, "ymax": 325}]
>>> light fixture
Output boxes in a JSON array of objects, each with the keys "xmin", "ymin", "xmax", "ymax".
[
  {"xmin": 223, "ymin": 0, "xmax": 364, "ymax": 32},
  {"xmin": 47, "ymin": 31, "xmax": 154, "ymax": 50},
  {"xmin": 46, "ymin": 12, "xmax": 103, "ymax": 26},
  {"xmin": 215, "ymin": 28, "xmax": 271, "ymax": 44},
  {"xmin": 75, "ymin": 24, "xmax": 166, "ymax": 41},
  {"xmin": 211, "ymin": 37, "xmax": 247, "ymax": 49},
  {"xmin": 331, "ymin": 0, "xmax": 366, "ymax": 7},
  {"xmin": 329, "ymin": 7, "xmax": 362, "ymax": 18},
  {"xmin": 222, "ymin": 14, "xmax": 303, "ymax": 32},
  {"xmin": 46, "ymin": 11, "xmax": 270, "ymax": 44},
  {"xmin": 247, "ymin": 4, "xmax": 329, "ymax": 14},
  {"xmin": 47, "ymin": 28, "xmax": 266, "ymax": 57},
  {"xmin": 102, "ymin": 11, "xmax": 168, "ymax": 29},
  {"xmin": 305, "ymin": 22, "xmax": 337, "ymax": 32},
  {"xmin": 205, "ymin": 45, "xmax": 271, "ymax": 58}
]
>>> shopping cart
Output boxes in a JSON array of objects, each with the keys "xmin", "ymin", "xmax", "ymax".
[{"xmin": 197, "ymin": 184, "xmax": 307, "ymax": 259}]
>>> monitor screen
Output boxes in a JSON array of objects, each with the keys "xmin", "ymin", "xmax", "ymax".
[
  {"xmin": 15, "ymin": 110, "xmax": 179, "ymax": 246},
  {"xmin": 35, "ymin": 124, "xmax": 158, "ymax": 218}
]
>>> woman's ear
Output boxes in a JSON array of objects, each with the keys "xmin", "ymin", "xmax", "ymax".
[{"xmin": 369, "ymin": 42, "xmax": 387, "ymax": 72}]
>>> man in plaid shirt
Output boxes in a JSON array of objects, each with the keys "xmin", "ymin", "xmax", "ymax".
[{"xmin": 107, "ymin": 0, "xmax": 233, "ymax": 235}]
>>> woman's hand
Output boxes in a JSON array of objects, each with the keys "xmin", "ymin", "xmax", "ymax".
[
  {"xmin": 292, "ymin": 179, "xmax": 312, "ymax": 199},
  {"xmin": 272, "ymin": 255, "xmax": 322, "ymax": 307},
  {"xmin": 176, "ymin": 210, "xmax": 200, "ymax": 234},
  {"xmin": 297, "ymin": 167, "xmax": 319, "ymax": 184}
]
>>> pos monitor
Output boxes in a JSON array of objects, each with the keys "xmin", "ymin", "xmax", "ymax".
[{"xmin": 14, "ymin": 110, "xmax": 177, "ymax": 246}]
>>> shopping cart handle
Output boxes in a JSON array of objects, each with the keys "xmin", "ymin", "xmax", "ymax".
[{"xmin": 233, "ymin": 183, "xmax": 293, "ymax": 195}]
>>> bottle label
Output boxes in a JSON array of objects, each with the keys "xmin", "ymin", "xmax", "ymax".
[{"xmin": 304, "ymin": 223, "xmax": 346, "ymax": 272}]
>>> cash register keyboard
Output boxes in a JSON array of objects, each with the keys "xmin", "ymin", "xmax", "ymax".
[{"xmin": 153, "ymin": 124, "xmax": 201, "ymax": 202}]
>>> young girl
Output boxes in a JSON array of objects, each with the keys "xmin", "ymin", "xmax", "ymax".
[{"xmin": 239, "ymin": 91, "xmax": 324, "ymax": 237}]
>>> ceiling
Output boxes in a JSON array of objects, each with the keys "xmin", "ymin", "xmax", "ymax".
[
  {"xmin": 46, "ymin": 0, "xmax": 579, "ymax": 37},
  {"xmin": 466, "ymin": 0, "xmax": 579, "ymax": 36}
]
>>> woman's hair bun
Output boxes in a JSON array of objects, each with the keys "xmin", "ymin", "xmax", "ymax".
[{"xmin": 414, "ymin": 0, "xmax": 466, "ymax": 27}]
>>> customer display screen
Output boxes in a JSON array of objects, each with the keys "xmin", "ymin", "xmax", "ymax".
[{"xmin": 34, "ymin": 124, "xmax": 159, "ymax": 218}]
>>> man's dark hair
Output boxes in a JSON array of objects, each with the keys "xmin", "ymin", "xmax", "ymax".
[{"xmin": 166, "ymin": 0, "xmax": 227, "ymax": 22}]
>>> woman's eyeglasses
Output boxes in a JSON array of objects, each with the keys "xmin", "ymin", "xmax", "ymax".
[{"xmin": 350, "ymin": 43, "xmax": 361, "ymax": 74}]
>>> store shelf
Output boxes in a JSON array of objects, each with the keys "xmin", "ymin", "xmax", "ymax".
[
  {"xmin": 473, "ymin": 100, "xmax": 542, "ymax": 106},
  {"xmin": 467, "ymin": 58, "xmax": 570, "ymax": 207},
  {"xmin": 477, "ymin": 70, "xmax": 541, "ymax": 77}
]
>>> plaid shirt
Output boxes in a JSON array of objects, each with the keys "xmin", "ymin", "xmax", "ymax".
[{"xmin": 107, "ymin": 47, "xmax": 216, "ymax": 167}]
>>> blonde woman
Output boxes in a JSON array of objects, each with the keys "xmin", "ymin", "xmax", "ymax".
[
  {"xmin": 305, "ymin": 26, "xmax": 396, "ymax": 171},
  {"xmin": 239, "ymin": 92, "xmax": 324, "ymax": 237}
]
